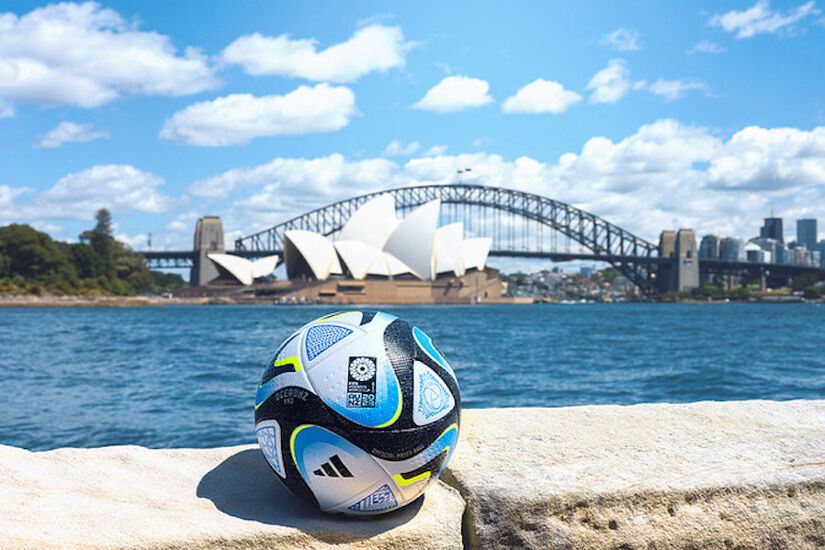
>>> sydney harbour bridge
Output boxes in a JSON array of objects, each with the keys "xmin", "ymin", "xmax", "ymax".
[{"xmin": 140, "ymin": 184, "xmax": 824, "ymax": 296}]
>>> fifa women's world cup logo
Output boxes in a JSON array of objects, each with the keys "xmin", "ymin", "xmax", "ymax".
[{"xmin": 347, "ymin": 356, "xmax": 377, "ymax": 408}]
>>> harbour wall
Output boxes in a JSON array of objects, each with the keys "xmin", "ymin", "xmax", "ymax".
[{"xmin": 2, "ymin": 400, "xmax": 823, "ymax": 549}]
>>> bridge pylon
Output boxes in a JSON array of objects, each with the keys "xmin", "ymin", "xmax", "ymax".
[
  {"xmin": 190, "ymin": 216, "xmax": 224, "ymax": 286},
  {"xmin": 657, "ymin": 229, "xmax": 699, "ymax": 293}
]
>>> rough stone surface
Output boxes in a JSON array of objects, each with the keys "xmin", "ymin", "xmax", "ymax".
[
  {"xmin": 446, "ymin": 401, "xmax": 825, "ymax": 549},
  {"xmin": 0, "ymin": 444, "xmax": 464, "ymax": 549}
]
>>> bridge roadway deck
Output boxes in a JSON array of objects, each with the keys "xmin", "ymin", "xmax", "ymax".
[{"xmin": 139, "ymin": 249, "xmax": 825, "ymax": 276}]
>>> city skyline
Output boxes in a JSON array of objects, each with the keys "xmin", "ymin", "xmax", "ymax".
[{"xmin": 1, "ymin": 1, "xmax": 824, "ymax": 274}]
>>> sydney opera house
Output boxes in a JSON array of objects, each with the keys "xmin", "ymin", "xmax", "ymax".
[{"xmin": 205, "ymin": 194, "xmax": 505, "ymax": 304}]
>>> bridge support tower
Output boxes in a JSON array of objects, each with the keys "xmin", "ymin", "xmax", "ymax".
[
  {"xmin": 190, "ymin": 216, "xmax": 224, "ymax": 286},
  {"xmin": 657, "ymin": 229, "xmax": 699, "ymax": 293}
]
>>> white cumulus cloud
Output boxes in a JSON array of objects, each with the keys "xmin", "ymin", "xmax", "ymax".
[
  {"xmin": 422, "ymin": 144, "xmax": 448, "ymax": 156},
  {"xmin": 413, "ymin": 76, "xmax": 493, "ymax": 113},
  {"xmin": 710, "ymin": 0, "xmax": 819, "ymax": 38},
  {"xmin": 502, "ymin": 79, "xmax": 582, "ymax": 114},
  {"xmin": 0, "ymin": 99, "xmax": 14, "ymax": 119},
  {"xmin": 220, "ymin": 24, "xmax": 410, "ymax": 82},
  {"xmin": 600, "ymin": 28, "xmax": 641, "ymax": 51},
  {"xmin": 0, "ymin": 2, "xmax": 218, "ymax": 110},
  {"xmin": 383, "ymin": 140, "xmax": 420, "ymax": 156},
  {"xmin": 159, "ymin": 84, "xmax": 356, "ymax": 146},
  {"xmin": 1, "ymin": 165, "xmax": 172, "ymax": 221},
  {"xmin": 586, "ymin": 59, "xmax": 631, "ymax": 104},
  {"xmin": 190, "ymin": 154, "xmax": 398, "ymax": 201},
  {"xmin": 37, "ymin": 121, "xmax": 110, "ymax": 149},
  {"xmin": 687, "ymin": 40, "xmax": 725, "ymax": 55},
  {"xmin": 197, "ymin": 120, "xmax": 825, "ymax": 245},
  {"xmin": 0, "ymin": 184, "xmax": 29, "ymax": 213},
  {"xmin": 646, "ymin": 79, "xmax": 707, "ymax": 101},
  {"xmin": 707, "ymin": 125, "xmax": 825, "ymax": 190}
]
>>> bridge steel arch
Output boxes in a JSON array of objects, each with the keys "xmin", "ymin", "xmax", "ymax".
[{"xmin": 234, "ymin": 184, "xmax": 660, "ymax": 293}]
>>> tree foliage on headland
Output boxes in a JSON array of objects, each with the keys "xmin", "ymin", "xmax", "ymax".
[{"xmin": 0, "ymin": 209, "xmax": 185, "ymax": 296}]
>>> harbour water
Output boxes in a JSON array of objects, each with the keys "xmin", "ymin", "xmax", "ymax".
[{"xmin": 1, "ymin": 304, "xmax": 822, "ymax": 451}]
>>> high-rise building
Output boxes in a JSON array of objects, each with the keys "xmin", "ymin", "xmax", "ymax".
[
  {"xmin": 816, "ymin": 241, "xmax": 825, "ymax": 268},
  {"xmin": 775, "ymin": 243, "xmax": 790, "ymax": 264},
  {"xmin": 791, "ymin": 245, "xmax": 810, "ymax": 266},
  {"xmin": 699, "ymin": 234, "xmax": 720, "ymax": 259},
  {"xmin": 750, "ymin": 238, "xmax": 779, "ymax": 263},
  {"xmin": 745, "ymin": 242, "xmax": 765, "ymax": 263},
  {"xmin": 797, "ymin": 219, "xmax": 817, "ymax": 251},
  {"xmin": 720, "ymin": 237, "xmax": 746, "ymax": 261},
  {"xmin": 760, "ymin": 217, "xmax": 784, "ymax": 243}
]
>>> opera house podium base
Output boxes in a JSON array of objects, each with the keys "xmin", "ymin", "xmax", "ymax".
[{"xmin": 260, "ymin": 268, "xmax": 519, "ymax": 305}]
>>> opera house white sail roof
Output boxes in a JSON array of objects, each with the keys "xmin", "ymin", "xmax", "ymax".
[
  {"xmin": 284, "ymin": 193, "xmax": 492, "ymax": 282},
  {"xmin": 208, "ymin": 192, "xmax": 492, "ymax": 285},
  {"xmin": 207, "ymin": 253, "xmax": 280, "ymax": 286}
]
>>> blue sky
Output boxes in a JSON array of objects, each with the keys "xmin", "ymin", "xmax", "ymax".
[{"xmin": 1, "ymin": 0, "xmax": 824, "ymax": 272}]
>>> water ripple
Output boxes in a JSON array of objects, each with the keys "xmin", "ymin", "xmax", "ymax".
[{"xmin": 0, "ymin": 303, "xmax": 823, "ymax": 450}]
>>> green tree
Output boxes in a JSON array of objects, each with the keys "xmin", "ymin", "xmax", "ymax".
[
  {"xmin": 0, "ymin": 209, "xmax": 157, "ymax": 296},
  {"xmin": 792, "ymin": 272, "xmax": 821, "ymax": 292},
  {"xmin": 692, "ymin": 284, "xmax": 723, "ymax": 300},
  {"xmin": 728, "ymin": 287, "xmax": 751, "ymax": 301},
  {"xmin": 0, "ymin": 224, "xmax": 76, "ymax": 284},
  {"xmin": 114, "ymin": 249, "xmax": 152, "ymax": 293},
  {"xmin": 79, "ymin": 208, "xmax": 116, "ymax": 280},
  {"xmin": 803, "ymin": 286, "xmax": 823, "ymax": 299},
  {"xmin": 599, "ymin": 267, "xmax": 622, "ymax": 283},
  {"xmin": 151, "ymin": 271, "xmax": 186, "ymax": 292},
  {"xmin": 67, "ymin": 243, "xmax": 106, "ymax": 279}
]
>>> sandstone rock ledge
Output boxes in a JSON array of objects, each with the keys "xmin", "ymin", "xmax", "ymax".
[
  {"xmin": 0, "ymin": 445, "xmax": 464, "ymax": 550},
  {"xmin": 446, "ymin": 400, "xmax": 825, "ymax": 549},
  {"xmin": 1, "ymin": 401, "xmax": 824, "ymax": 549}
]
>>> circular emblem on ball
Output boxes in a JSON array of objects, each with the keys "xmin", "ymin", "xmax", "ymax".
[{"xmin": 349, "ymin": 356, "xmax": 376, "ymax": 381}]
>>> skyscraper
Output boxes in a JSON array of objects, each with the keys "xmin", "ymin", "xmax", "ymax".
[
  {"xmin": 760, "ymin": 217, "xmax": 784, "ymax": 243},
  {"xmin": 699, "ymin": 234, "xmax": 720, "ymax": 259},
  {"xmin": 720, "ymin": 237, "xmax": 746, "ymax": 261},
  {"xmin": 797, "ymin": 219, "xmax": 817, "ymax": 251}
]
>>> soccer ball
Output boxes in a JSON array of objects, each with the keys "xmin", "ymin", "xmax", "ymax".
[{"xmin": 254, "ymin": 310, "xmax": 461, "ymax": 515}]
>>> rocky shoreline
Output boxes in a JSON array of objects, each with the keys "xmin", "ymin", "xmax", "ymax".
[
  {"xmin": 0, "ymin": 295, "xmax": 214, "ymax": 307},
  {"xmin": 2, "ymin": 400, "xmax": 823, "ymax": 549}
]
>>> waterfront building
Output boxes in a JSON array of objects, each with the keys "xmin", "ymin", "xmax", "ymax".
[
  {"xmin": 720, "ymin": 237, "xmax": 746, "ymax": 261},
  {"xmin": 775, "ymin": 243, "xmax": 791, "ymax": 264},
  {"xmin": 283, "ymin": 195, "xmax": 491, "ymax": 282},
  {"xmin": 208, "ymin": 254, "xmax": 280, "ymax": 286},
  {"xmin": 816, "ymin": 241, "xmax": 825, "ymax": 267},
  {"xmin": 797, "ymin": 219, "xmax": 817, "ymax": 251},
  {"xmin": 760, "ymin": 217, "xmax": 784, "ymax": 243},
  {"xmin": 790, "ymin": 244, "xmax": 810, "ymax": 267},
  {"xmin": 196, "ymin": 195, "xmax": 493, "ymax": 289},
  {"xmin": 699, "ymin": 235, "xmax": 720, "ymax": 259},
  {"xmin": 811, "ymin": 250, "xmax": 822, "ymax": 268},
  {"xmin": 745, "ymin": 242, "xmax": 765, "ymax": 263},
  {"xmin": 750, "ymin": 238, "xmax": 779, "ymax": 263}
]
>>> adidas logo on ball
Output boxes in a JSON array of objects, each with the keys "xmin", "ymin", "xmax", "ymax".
[{"xmin": 313, "ymin": 455, "xmax": 353, "ymax": 478}]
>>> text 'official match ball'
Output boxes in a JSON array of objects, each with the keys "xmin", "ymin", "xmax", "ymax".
[{"xmin": 254, "ymin": 310, "xmax": 460, "ymax": 515}]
